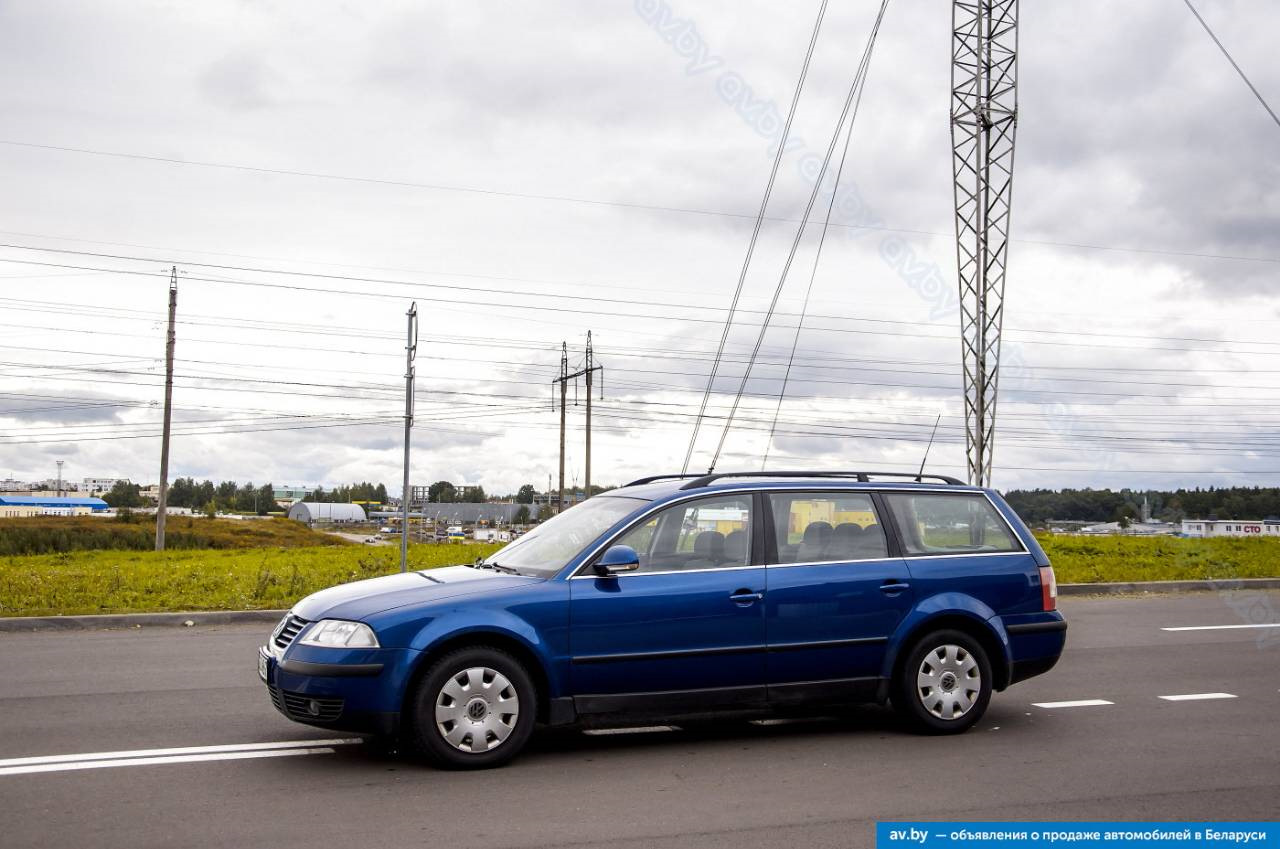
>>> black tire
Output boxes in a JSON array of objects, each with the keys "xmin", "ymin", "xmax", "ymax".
[
  {"xmin": 893, "ymin": 629, "xmax": 992, "ymax": 734},
  {"xmin": 407, "ymin": 647, "xmax": 537, "ymax": 769}
]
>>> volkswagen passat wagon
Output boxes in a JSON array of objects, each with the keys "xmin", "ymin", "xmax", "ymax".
[{"xmin": 260, "ymin": 471, "xmax": 1066, "ymax": 768}]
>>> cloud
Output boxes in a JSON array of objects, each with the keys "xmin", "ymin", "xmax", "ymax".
[{"xmin": 0, "ymin": 0, "xmax": 1277, "ymax": 495}]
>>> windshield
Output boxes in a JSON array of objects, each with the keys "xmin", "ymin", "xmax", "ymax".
[{"xmin": 480, "ymin": 495, "xmax": 645, "ymax": 577}]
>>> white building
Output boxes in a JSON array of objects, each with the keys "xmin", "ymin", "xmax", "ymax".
[
  {"xmin": 287, "ymin": 502, "xmax": 367, "ymax": 524},
  {"xmin": 83, "ymin": 477, "xmax": 127, "ymax": 494},
  {"xmin": 1181, "ymin": 519, "xmax": 1280, "ymax": 538}
]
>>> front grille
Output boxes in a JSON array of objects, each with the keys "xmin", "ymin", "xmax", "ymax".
[
  {"xmin": 272, "ymin": 614, "xmax": 309, "ymax": 651},
  {"xmin": 268, "ymin": 685, "xmax": 343, "ymax": 723}
]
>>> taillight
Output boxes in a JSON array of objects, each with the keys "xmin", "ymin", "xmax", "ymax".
[{"xmin": 1039, "ymin": 565, "xmax": 1057, "ymax": 611}]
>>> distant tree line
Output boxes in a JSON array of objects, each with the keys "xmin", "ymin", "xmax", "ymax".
[
  {"xmin": 1003, "ymin": 487, "xmax": 1280, "ymax": 525},
  {"xmin": 305, "ymin": 482, "xmax": 389, "ymax": 504},
  {"xmin": 155, "ymin": 479, "xmax": 280, "ymax": 515}
]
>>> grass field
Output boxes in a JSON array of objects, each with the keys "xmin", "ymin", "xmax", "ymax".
[
  {"xmin": 2, "ymin": 532, "xmax": 1278, "ymax": 618},
  {"xmin": 1, "ymin": 542, "xmax": 502, "ymax": 617},
  {"xmin": 1036, "ymin": 533, "xmax": 1280, "ymax": 584},
  {"xmin": 0, "ymin": 515, "xmax": 349, "ymax": 556}
]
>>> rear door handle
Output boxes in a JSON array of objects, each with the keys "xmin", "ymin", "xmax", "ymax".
[
  {"xmin": 730, "ymin": 589, "xmax": 764, "ymax": 604},
  {"xmin": 879, "ymin": 581, "xmax": 910, "ymax": 594}
]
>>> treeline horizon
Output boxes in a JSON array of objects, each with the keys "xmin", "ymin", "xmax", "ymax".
[
  {"xmin": 102, "ymin": 479, "xmax": 391, "ymax": 514},
  {"xmin": 1002, "ymin": 486, "xmax": 1280, "ymax": 524}
]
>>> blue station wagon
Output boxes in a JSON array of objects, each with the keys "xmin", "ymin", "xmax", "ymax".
[{"xmin": 259, "ymin": 471, "xmax": 1067, "ymax": 768}]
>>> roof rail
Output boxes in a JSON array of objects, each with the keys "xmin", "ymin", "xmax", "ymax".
[
  {"xmin": 623, "ymin": 473, "xmax": 707, "ymax": 487},
  {"xmin": 676, "ymin": 470, "xmax": 966, "ymax": 490}
]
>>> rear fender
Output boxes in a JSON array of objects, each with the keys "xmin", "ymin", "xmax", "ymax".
[{"xmin": 882, "ymin": 592, "xmax": 1013, "ymax": 690}]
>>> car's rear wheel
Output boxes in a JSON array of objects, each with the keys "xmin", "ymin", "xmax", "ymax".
[
  {"xmin": 407, "ymin": 647, "xmax": 536, "ymax": 769},
  {"xmin": 893, "ymin": 629, "xmax": 992, "ymax": 734}
]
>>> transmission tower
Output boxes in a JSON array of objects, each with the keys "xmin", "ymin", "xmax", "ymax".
[{"xmin": 950, "ymin": 0, "xmax": 1017, "ymax": 487}]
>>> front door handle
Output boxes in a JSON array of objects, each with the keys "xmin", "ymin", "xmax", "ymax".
[
  {"xmin": 730, "ymin": 589, "xmax": 764, "ymax": 605},
  {"xmin": 879, "ymin": 581, "xmax": 910, "ymax": 594}
]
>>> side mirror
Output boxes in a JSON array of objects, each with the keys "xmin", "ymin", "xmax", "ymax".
[{"xmin": 593, "ymin": 544, "xmax": 640, "ymax": 577}]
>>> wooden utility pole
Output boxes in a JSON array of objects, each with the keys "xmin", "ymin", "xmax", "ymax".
[
  {"xmin": 551, "ymin": 334, "xmax": 604, "ymax": 512},
  {"xmin": 155, "ymin": 268, "xmax": 178, "ymax": 551}
]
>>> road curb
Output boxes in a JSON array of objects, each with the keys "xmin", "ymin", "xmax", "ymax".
[
  {"xmin": 3, "ymin": 579, "xmax": 1279, "ymax": 632},
  {"xmin": 0, "ymin": 609, "xmax": 287, "ymax": 633},
  {"xmin": 1058, "ymin": 577, "xmax": 1280, "ymax": 596}
]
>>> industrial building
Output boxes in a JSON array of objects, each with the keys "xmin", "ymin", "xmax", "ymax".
[
  {"xmin": 398, "ymin": 503, "xmax": 530, "ymax": 526},
  {"xmin": 287, "ymin": 502, "xmax": 366, "ymax": 524},
  {"xmin": 272, "ymin": 486, "xmax": 311, "ymax": 506},
  {"xmin": 1181, "ymin": 518, "xmax": 1280, "ymax": 538},
  {"xmin": 0, "ymin": 496, "xmax": 110, "ymax": 518}
]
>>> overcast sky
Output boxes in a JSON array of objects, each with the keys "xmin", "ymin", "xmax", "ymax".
[{"xmin": 1, "ymin": 0, "xmax": 1278, "ymax": 497}]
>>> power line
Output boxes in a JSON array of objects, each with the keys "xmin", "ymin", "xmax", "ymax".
[
  {"xmin": 4, "ymin": 147, "xmax": 1280, "ymax": 266},
  {"xmin": 764, "ymin": 0, "xmax": 888, "ymax": 468},
  {"xmin": 712, "ymin": 0, "xmax": 890, "ymax": 472},
  {"xmin": 682, "ymin": 0, "xmax": 832, "ymax": 474},
  {"xmin": 7, "ymin": 248, "xmax": 1280, "ymax": 354},
  {"xmin": 1182, "ymin": 0, "xmax": 1280, "ymax": 131}
]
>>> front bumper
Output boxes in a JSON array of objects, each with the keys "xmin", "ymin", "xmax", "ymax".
[{"xmin": 259, "ymin": 644, "xmax": 417, "ymax": 737}]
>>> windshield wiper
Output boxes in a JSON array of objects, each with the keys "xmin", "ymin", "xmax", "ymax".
[
  {"xmin": 472, "ymin": 559, "xmax": 522, "ymax": 575},
  {"xmin": 486, "ymin": 562, "xmax": 522, "ymax": 575}
]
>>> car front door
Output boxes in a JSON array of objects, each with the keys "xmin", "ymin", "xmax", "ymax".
[
  {"xmin": 568, "ymin": 493, "xmax": 767, "ymax": 717},
  {"xmin": 763, "ymin": 490, "xmax": 914, "ymax": 705}
]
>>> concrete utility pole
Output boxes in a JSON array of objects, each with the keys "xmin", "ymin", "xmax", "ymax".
[
  {"xmin": 582, "ymin": 331, "xmax": 603, "ymax": 498},
  {"xmin": 155, "ymin": 268, "xmax": 178, "ymax": 551},
  {"xmin": 400, "ymin": 302, "xmax": 418, "ymax": 572},
  {"xmin": 556, "ymin": 342, "xmax": 568, "ymax": 514}
]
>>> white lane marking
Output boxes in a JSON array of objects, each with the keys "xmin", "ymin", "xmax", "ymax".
[
  {"xmin": 0, "ymin": 746, "xmax": 341, "ymax": 777},
  {"xmin": 0, "ymin": 738, "xmax": 360, "ymax": 770},
  {"xmin": 1032, "ymin": 699, "xmax": 1114, "ymax": 709},
  {"xmin": 1158, "ymin": 692, "xmax": 1238, "ymax": 701},
  {"xmin": 1162, "ymin": 623, "xmax": 1280, "ymax": 631}
]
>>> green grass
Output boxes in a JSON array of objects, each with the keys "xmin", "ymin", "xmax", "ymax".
[
  {"xmin": 5, "ymin": 532, "xmax": 1278, "ymax": 618},
  {"xmin": 0, "ymin": 542, "xmax": 502, "ymax": 617},
  {"xmin": 1036, "ymin": 533, "xmax": 1280, "ymax": 584},
  {"xmin": 0, "ymin": 515, "xmax": 350, "ymax": 556}
]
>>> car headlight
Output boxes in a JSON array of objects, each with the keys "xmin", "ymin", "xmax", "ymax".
[{"xmin": 298, "ymin": 619, "xmax": 379, "ymax": 648}]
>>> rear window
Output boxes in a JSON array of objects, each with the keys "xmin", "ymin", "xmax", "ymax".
[{"xmin": 883, "ymin": 493, "xmax": 1022, "ymax": 555}]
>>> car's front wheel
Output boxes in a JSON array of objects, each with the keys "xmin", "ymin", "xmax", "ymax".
[
  {"xmin": 407, "ymin": 647, "xmax": 537, "ymax": 769},
  {"xmin": 893, "ymin": 629, "xmax": 992, "ymax": 734}
]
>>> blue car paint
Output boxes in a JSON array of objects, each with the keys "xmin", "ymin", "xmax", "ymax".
[
  {"xmin": 261, "ymin": 479, "xmax": 1066, "ymax": 735},
  {"xmin": 570, "ymin": 567, "xmax": 768, "ymax": 700}
]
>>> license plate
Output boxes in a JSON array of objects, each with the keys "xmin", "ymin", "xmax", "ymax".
[{"xmin": 258, "ymin": 650, "xmax": 269, "ymax": 682}]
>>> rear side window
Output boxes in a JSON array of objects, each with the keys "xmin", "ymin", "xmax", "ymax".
[
  {"xmin": 610, "ymin": 495, "xmax": 753, "ymax": 573},
  {"xmin": 768, "ymin": 492, "xmax": 888, "ymax": 563},
  {"xmin": 884, "ymin": 493, "xmax": 1022, "ymax": 555}
]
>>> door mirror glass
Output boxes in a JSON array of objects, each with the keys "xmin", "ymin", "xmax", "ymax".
[{"xmin": 594, "ymin": 544, "xmax": 641, "ymax": 576}]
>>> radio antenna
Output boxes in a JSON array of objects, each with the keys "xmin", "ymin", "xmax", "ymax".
[{"xmin": 917, "ymin": 414, "xmax": 943, "ymax": 481}]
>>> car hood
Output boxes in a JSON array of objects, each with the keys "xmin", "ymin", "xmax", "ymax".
[{"xmin": 292, "ymin": 565, "xmax": 537, "ymax": 621}]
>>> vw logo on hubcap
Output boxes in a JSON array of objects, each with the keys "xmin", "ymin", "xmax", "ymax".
[{"xmin": 466, "ymin": 698, "xmax": 488, "ymax": 721}]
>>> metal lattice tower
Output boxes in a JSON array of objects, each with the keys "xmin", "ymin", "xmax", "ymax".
[{"xmin": 950, "ymin": 0, "xmax": 1017, "ymax": 487}]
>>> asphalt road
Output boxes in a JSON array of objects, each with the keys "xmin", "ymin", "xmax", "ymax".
[{"xmin": 2, "ymin": 592, "xmax": 1278, "ymax": 849}]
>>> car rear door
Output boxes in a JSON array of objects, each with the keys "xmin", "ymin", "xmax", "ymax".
[
  {"xmin": 762, "ymin": 490, "xmax": 913, "ymax": 705},
  {"xmin": 568, "ymin": 493, "xmax": 767, "ymax": 716}
]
